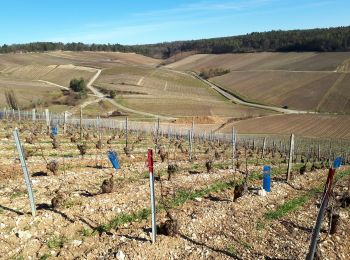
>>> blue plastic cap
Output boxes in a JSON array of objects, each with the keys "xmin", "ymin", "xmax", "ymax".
[
  {"xmin": 108, "ymin": 150, "xmax": 121, "ymax": 170},
  {"xmin": 263, "ymin": 165, "xmax": 271, "ymax": 172},
  {"xmin": 333, "ymin": 157, "xmax": 342, "ymax": 169}
]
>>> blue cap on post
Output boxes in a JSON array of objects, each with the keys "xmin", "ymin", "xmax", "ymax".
[
  {"xmin": 263, "ymin": 165, "xmax": 271, "ymax": 172},
  {"xmin": 333, "ymin": 157, "xmax": 342, "ymax": 169},
  {"xmin": 108, "ymin": 150, "xmax": 121, "ymax": 170}
]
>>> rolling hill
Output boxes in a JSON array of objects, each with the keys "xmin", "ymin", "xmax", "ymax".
[{"xmin": 167, "ymin": 52, "xmax": 350, "ymax": 114}]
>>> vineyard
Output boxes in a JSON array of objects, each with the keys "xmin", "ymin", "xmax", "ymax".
[{"xmin": 0, "ymin": 109, "xmax": 350, "ymax": 259}]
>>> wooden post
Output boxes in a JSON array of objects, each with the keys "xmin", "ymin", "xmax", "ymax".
[{"xmin": 287, "ymin": 134, "xmax": 295, "ymax": 182}]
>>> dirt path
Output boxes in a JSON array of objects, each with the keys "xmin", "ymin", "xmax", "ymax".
[
  {"xmin": 137, "ymin": 77, "xmax": 144, "ymax": 86},
  {"xmin": 34, "ymin": 80, "xmax": 69, "ymax": 90},
  {"xmin": 190, "ymin": 72, "xmax": 313, "ymax": 115},
  {"xmin": 73, "ymin": 68, "xmax": 176, "ymax": 120}
]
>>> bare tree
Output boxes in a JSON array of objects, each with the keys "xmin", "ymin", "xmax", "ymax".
[{"xmin": 5, "ymin": 89, "xmax": 19, "ymax": 110}]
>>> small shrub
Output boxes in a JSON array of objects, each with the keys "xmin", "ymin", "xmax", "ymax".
[
  {"xmin": 109, "ymin": 90, "xmax": 117, "ymax": 99},
  {"xmin": 69, "ymin": 78, "xmax": 86, "ymax": 93}
]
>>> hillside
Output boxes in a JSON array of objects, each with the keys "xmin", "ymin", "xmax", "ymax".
[
  {"xmin": 219, "ymin": 114, "xmax": 350, "ymax": 139},
  {"xmin": 0, "ymin": 51, "xmax": 271, "ymax": 119},
  {"xmin": 0, "ymin": 52, "xmax": 160, "ymax": 112},
  {"xmin": 167, "ymin": 52, "xmax": 350, "ymax": 114}
]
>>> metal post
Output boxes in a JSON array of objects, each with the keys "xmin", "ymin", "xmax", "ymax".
[
  {"xmin": 156, "ymin": 117, "xmax": 160, "ymax": 152},
  {"xmin": 125, "ymin": 117, "xmax": 128, "ymax": 148},
  {"xmin": 147, "ymin": 149, "xmax": 156, "ymax": 243},
  {"xmin": 188, "ymin": 130, "xmax": 193, "ymax": 161},
  {"xmin": 287, "ymin": 134, "xmax": 294, "ymax": 182},
  {"xmin": 262, "ymin": 137, "xmax": 266, "ymax": 158},
  {"xmin": 80, "ymin": 107, "xmax": 83, "ymax": 140},
  {"xmin": 63, "ymin": 111, "xmax": 67, "ymax": 134},
  {"xmin": 306, "ymin": 167, "xmax": 336, "ymax": 260},
  {"xmin": 13, "ymin": 128, "xmax": 36, "ymax": 217},
  {"xmin": 32, "ymin": 109, "xmax": 36, "ymax": 121},
  {"xmin": 45, "ymin": 108, "xmax": 50, "ymax": 134},
  {"xmin": 232, "ymin": 127, "xmax": 236, "ymax": 170},
  {"xmin": 191, "ymin": 117, "xmax": 194, "ymax": 139}
]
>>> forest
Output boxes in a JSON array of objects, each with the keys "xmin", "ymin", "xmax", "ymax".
[{"xmin": 1, "ymin": 26, "xmax": 350, "ymax": 58}]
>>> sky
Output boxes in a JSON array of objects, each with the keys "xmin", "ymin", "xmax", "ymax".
[{"xmin": 1, "ymin": 0, "xmax": 350, "ymax": 45}]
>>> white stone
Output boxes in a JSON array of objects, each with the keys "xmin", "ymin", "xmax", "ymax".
[
  {"xmin": 194, "ymin": 197, "xmax": 202, "ymax": 202},
  {"xmin": 116, "ymin": 250, "xmax": 125, "ymax": 260},
  {"xmin": 258, "ymin": 189, "xmax": 266, "ymax": 197},
  {"xmin": 17, "ymin": 230, "xmax": 32, "ymax": 240},
  {"xmin": 72, "ymin": 240, "xmax": 82, "ymax": 246}
]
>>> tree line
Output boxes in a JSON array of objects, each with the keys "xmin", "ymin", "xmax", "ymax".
[{"xmin": 1, "ymin": 26, "xmax": 350, "ymax": 58}]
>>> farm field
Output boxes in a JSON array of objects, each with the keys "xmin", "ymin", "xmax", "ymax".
[
  {"xmin": 0, "ymin": 51, "xmax": 160, "ymax": 68},
  {"xmin": 0, "ymin": 118, "xmax": 350, "ymax": 259},
  {"xmin": 166, "ymin": 52, "xmax": 350, "ymax": 113},
  {"xmin": 0, "ymin": 52, "xmax": 273, "ymax": 120},
  {"xmin": 220, "ymin": 114, "xmax": 350, "ymax": 139},
  {"xmin": 0, "ymin": 76, "xmax": 62, "ymax": 109},
  {"xmin": 95, "ymin": 65, "xmax": 273, "ymax": 118},
  {"xmin": 166, "ymin": 52, "xmax": 350, "ymax": 72},
  {"xmin": 1, "ymin": 51, "xmax": 350, "ymax": 139}
]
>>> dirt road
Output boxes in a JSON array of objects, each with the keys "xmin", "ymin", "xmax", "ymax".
[{"xmin": 190, "ymin": 72, "xmax": 313, "ymax": 115}]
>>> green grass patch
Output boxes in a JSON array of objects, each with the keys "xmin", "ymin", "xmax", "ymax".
[
  {"xmin": 226, "ymin": 244, "xmax": 238, "ymax": 256},
  {"xmin": 94, "ymin": 179, "xmax": 236, "ymax": 233},
  {"xmin": 47, "ymin": 235, "xmax": 65, "ymax": 249},
  {"xmin": 264, "ymin": 169, "xmax": 350, "ymax": 221}
]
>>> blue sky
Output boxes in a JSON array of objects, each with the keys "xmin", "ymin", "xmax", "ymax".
[{"xmin": 1, "ymin": 0, "xmax": 350, "ymax": 45}]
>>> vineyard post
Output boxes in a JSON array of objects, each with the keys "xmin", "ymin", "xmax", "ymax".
[
  {"xmin": 45, "ymin": 108, "xmax": 50, "ymax": 134},
  {"xmin": 147, "ymin": 149, "xmax": 157, "ymax": 243},
  {"xmin": 32, "ymin": 108, "xmax": 36, "ymax": 121},
  {"xmin": 18, "ymin": 108, "xmax": 21, "ymax": 122},
  {"xmin": 156, "ymin": 117, "xmax": 160, "ymax": 152},
  {"xmin": 63, "ymin": 111, "xmax": 67, "ymax": 134},
  {"xmin": 188, "ymin": 130, "xmax": 193, "ymax": 161},
  {"xmin": 287, "ymin": 133, "xmax": 295, "ymax": 182},
  {"xmin": 232, "ymin": 127, "xmax": 236, "ymax": 170},
  {"xmin": 262, "ymin": 137, "xmax": 266, "ymax": 158},
  {"xmin": 125, "ymin": 117, "xmax": 128, "ymax": 148},
  {"xmin": 317, "ymin": 144, "xmax": 321, "ymax": 162},
  {"xmin": 306, "ymin": 158, "xmax": 341, "ymax": 260},
  {"xmin": 80, "ymin": 107, "xmax": 83, "ymax": 140},
  {"xmin": 191, "ymin": 117, "xmax": 195, "ymax": 139},
  {"xmin": 98, "ymin": 115, "xmax": 102, "ymax": 140},
  {"xmin": 13, "ymin": 128, "xmax": 36, "ymax": 217}
]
